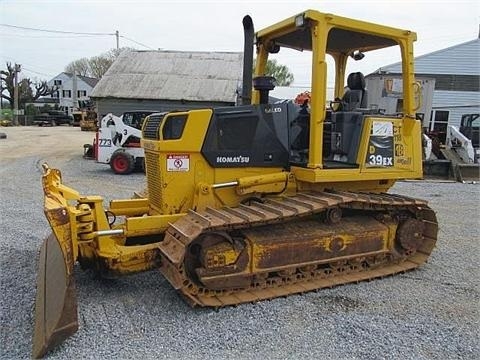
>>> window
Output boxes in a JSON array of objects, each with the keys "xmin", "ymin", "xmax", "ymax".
[
  {"xmin": 123, "ymin": 113, "xmax": 135, "ymax": 127},
  {"xmin": 433, "ymin": 74, "xmax": 480, "ymax": 92},
  {"xmin": 54, "ymin": 79, "xmax": 62, "ymax": 86},
  {"xmin": 77, "ymin": 90, "xmax": 87, "ymax": 97},
  {"xmin": 162, "ymin": 114, "xmax": 187, "ymax": 140},
  {"xmin": 51, "ymin": 91, "xmax": 59, "ymax": 98},
  {"xmin": 122, "ymin": 112, "xmax": 154, "ymax": 129},
  {"xmin": 62, "ymin": 90, "xmax": 72, "ymax": 98},
  {"xmin": 431, "ymin": 110, "xmax": 449, "ymax": 133},
  {"xmin": 428, "ymin": 110, "xmax": 450, "ymax": 143}
]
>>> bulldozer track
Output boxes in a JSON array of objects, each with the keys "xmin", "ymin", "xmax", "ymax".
[{"xmin": 159, "ymin": 190, "xmax": 438, "ymax": 307}]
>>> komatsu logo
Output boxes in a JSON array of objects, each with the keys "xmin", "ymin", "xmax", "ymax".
[{"xmin": 216, "ymin": 155, "xmax": 250, "ymax": 164}]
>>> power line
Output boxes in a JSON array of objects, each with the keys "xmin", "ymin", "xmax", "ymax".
[
  {"xmin": 22, "ymin": 67, "xmax": 55, "ymax": 77},
  {"xmin": 0, "ymin": 24, "xmax": 156, "ymax": 79},
  {"xmin": 120, "ymin": 35, "xmax": 155, "ymax": 50},
  {"xmin": 0, "ymin": 32, "xmax": 107, "ymax": 39},
  {"xmin": 0, "ymin": 55, "xmax": 59, "ymax": 74},
  {"xmin": 0, "ymin": 23, "xmax": 115, "ymax": 36},
  {"xmin": 0, "ymin": 23, "xmax": 155, "ymax": 50}
]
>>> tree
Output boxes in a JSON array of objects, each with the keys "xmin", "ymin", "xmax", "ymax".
[
  {"xmin": 0, "ymin": 62, "xmax": 56, "ymax": 109},
  {"xmin": 253, "ymin": 59, "xmax": 294, "ymax": 86},
  {"xmin": 89, "ymin": 55, "xmax": 115, "ymax": 79},
  {"xmin": 64, "ymin": 47, "xmax": 135, "ymax": 78},
  {"xmin": 0, "ymin": 63, "xmax": 15, "ymax": 107},
  {"xmin": 65, "ymin": 58, "xmax": 90, "ymax": 76}
]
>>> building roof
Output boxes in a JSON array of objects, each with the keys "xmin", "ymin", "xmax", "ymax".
[
  {"xmin": 372, "ymin": 38, "xmax": 480, "ymax": 76},
  {"xmin": 52, "ymin": 72, "xmax": 99, "ymax": 88},
  {"xmin": 33, "ymin": 97, "xmax": 59, "ymax": 104},
  {"xmin": 90, "ymin": 50, "xmax": 243, "ymax": 103},
  {"xmin": 75, "ymin": 74, "xmax": 99, "ymax": 88}
]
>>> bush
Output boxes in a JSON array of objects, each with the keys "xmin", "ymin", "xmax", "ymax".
[
  {"xmin": 25, "ymin": 104, "xmax": 40, "ymax": 116},
  {"xmin": 0, "ymin": 109, "xmax": 12, "ymax": 120}
]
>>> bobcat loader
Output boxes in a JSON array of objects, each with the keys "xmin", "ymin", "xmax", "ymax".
[
  {"xmin": 88, "ymin": 111, "xmax": 156, "ymax": 174},
  {"xmin": 33, "ymin": 10, "xmax": 438, "ymax": 357}
]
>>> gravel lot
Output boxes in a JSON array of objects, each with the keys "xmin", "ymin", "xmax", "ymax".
[{"xmin": 1, "ymin": 126, "xmax": 479, "ymax": 360}]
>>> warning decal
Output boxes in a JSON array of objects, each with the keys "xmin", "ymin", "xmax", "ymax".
[{"xmin": 167, "ymin": 154, "xmax": 190, "ymax": 172}]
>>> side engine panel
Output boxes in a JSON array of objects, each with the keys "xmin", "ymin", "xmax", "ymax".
[{"xmin": 201, "ymin": 103, "xmax": 298, "ymax": 168}]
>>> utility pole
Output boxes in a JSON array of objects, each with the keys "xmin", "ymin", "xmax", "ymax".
[
  {"xmin": 116, "ymin": 30, "xmax": 119, "ymax": 50},
  {"xmin": 72, "ymin": 71, "xmax": 77, "ymax": 115},
  {"xmin": 13, "ymin": 63, "xmax": 21, "ymax": 126}
]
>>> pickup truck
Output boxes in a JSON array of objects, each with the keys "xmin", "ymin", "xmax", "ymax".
[{"xmin": 33, "ymin": 110, "xmax": 74, "ymax": 126}]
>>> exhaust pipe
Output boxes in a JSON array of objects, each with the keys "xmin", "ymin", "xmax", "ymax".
[{"xmin": 241, "ymin": 15, "xmax": 254, "ymax": 105}]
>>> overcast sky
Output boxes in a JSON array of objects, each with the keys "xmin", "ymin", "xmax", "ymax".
[{"xmin": 1, "ymin": 0, "xmax": 478, "ymax": 87}]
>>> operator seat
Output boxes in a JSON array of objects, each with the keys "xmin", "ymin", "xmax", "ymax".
[
  {"xmin": 338, "ymin": 72, "xmax": 368, "ymax": 111},
  {"xmin": 329, "ymin": 72, "xmax": 368, "ymax": 165}
]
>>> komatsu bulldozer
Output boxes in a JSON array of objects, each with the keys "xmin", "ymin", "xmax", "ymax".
[{"xmin": 33, "ymin": 10, "xmax": 438, "ymax": 358}]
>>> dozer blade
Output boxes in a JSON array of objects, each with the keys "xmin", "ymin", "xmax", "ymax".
[{"xmin": 32, "ymin": 233, "xmax": 78, "ymax": 359}]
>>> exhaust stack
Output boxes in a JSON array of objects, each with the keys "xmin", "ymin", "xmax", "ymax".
[{"xmin": 241, "ymin": 15, "xmax": 254, "ymax": 105}]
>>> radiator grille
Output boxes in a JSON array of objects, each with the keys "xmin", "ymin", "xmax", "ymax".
[
  {"xmin": 145, "ymin": 152, "xmax": 163, "ymax": 211},
  {"xmin": 143, "ymin": 114, "xmax": 165, "ymax": 140}
]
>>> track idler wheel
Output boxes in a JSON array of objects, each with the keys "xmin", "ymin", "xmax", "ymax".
[
  {"xmin": 185, "ymin": 231, "xmax": 249, "ymax": 290},
  {"xmin": 395, "ymin": 218, "xmax": 425, "ymax": 256},
  {"xmin": 325, "ymin": 207, "xmax": 342, "ymax": 224}
]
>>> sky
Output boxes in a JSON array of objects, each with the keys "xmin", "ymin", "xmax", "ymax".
[{"xmin": 0, "ymin": 0, "xmax": 479, "ymax": 89}]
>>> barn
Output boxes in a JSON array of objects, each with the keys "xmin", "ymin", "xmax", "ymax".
[{"xmin": 90, "ymin": 50, "xmax": 243, "ymax": 117}]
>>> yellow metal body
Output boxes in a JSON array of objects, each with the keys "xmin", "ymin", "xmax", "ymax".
[
  {"xmin": 138, "ymin": 10, "xmax": 421, "ymax": 215},
  {"xmin": 40, "ymin": 9, "xmax": 424, "ymax": 277},
  {"xmin": 72, "ymin": 109, "xmax": 97, "ymax": 131},
  {"xmin": 38, "ymin": 9, "xmax": 425, "ymax": 277},
  {"xmin": 34, "ymin": 10, "xmax": 428, "ymax": 358},
  {"xmin": 143, "ymin": 112, "xmax": 421, "ymax": 213}
]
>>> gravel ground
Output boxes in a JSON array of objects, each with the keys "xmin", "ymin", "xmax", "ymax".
[{"xmin": 1, "ymin": 126, "xmax": 479, "ymax": 359}]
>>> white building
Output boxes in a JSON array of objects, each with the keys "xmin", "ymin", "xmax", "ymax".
[
  {"xmin": 371, "ymin": 38, "xmax": 480, "ymax": 132},
  {"xmin": 47, "ymin": 72, "xmax": 99, "ymax": 113}
]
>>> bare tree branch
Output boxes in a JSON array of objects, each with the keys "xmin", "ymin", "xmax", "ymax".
[
  {"xmin": 65, "ymin": 58, "xmax": 91, "ymax": 76},
  {"xmin": 33, "ymin": 81, "xmax": 55, "ymax": 100},
  {"xmin": 64, "ymin": 47, "xmax": 136, "ymax": 79},
  {"xmin": 1, "ymin": 62, "xmax": 56, "ymax": 109},
  {"xmin": 89, "ymin": 55, "xmax": 114, "ymax": 79}
]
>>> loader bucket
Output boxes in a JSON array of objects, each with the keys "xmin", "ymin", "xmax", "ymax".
[
  {"xmin": 456, "ymin": 164, "xmax": 480, "ymax": 182},
  {"xmin": 32, "ymin": 233, "xmax": 78, "ymax": 358}
]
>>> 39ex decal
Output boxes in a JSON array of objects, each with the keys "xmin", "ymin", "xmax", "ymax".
[
  {"xmin": 366, "ymin": 121, "xmax": 394, "ymax": 167},
  {"xmin": 167, "ymin": 154, "xmax": 190, "ymax": 172}
]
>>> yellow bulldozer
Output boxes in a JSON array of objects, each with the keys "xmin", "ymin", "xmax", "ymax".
[
  {"xmin": 72, "ymin": 100, "xmax": 98, "ymax": 131},
  {"xmin": 33, "ymin": 10, "xmax": 438, "ymax": 358}
]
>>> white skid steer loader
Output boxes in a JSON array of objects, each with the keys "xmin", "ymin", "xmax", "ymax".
[{"xmin": 86, "ymin": 111, "xmax": 157, "ymax": 174}]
